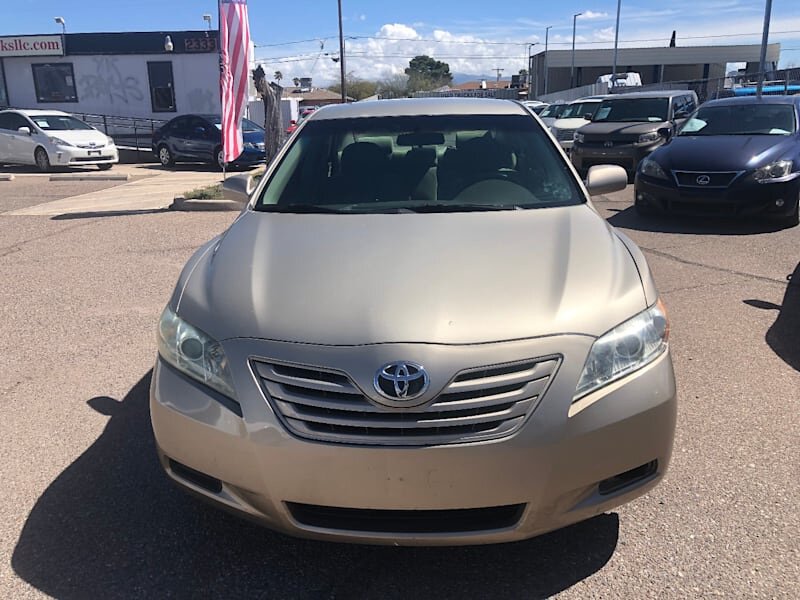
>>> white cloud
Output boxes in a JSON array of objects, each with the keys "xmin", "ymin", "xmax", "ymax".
[{"xmin": 579, "ymin": 11, "xmax": 609, "ymax": 20}]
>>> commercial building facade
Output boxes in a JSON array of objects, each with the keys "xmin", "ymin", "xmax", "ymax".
[{"xmin": 0, "ymin": 31, "xmax": 223, "ymax": 120}]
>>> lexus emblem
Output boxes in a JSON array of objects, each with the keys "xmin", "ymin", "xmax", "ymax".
[
  {"xmin": 696, "ymin": 175, "xmax": 711, "ymax": 185},
  {"xmin": 374, "ymin": 362, "xmax": 429, "ymax": 401},
  {"xmin": 604, "ymin": 141, "xmax": 613, "ymax": 148}
]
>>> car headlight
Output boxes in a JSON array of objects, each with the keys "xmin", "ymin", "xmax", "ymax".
[
  {"xmin": 753, "ymin": 160, "xmax": 792, "ymax": 182},
  {"xmin": 639, "ymin": 158, "xmax": 669, "ymax": 180},
  {"xmin": 49, "ymin": 137, "xmax": 73, "ymax": 147},
  {"xmin": 105, "ymin": 136, "xmax": 115, "ymax": 147},
  {"xmin": 157, "ymin": 306, "xmax": 236, "ymax": 399},
  {"xmin": 574, "ymin": 132, "xmax": 585, "ymax": 143},
  {"xmin": 638, "ymin": 131, "xmax": 661, "ymax": 144},
  {"xmin": 575, "ymin": 299, "xmax": 669, "ymax": 400}
]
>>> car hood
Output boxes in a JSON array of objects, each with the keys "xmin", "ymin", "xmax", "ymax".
[
  {"xmin": 551, "ymin": 117, "xmax": 591, "ymax": 131},
  {"xmin": 41, "ymin": 129, "xmax": 109, "ymax": 146},
  {"xmin": 243, "ymin": 129, "xmax": 264, "ymax": 143},
  {"xmin": 580, "ymin": 121, "xmax": 663, "ymax": 136},
  {"xmin": 176, "ymin": 206, "xmax": 647, "ymax": 345},
  {"xmin": 655, "ymin": 135, "xmax": 796, "ymax": 171}
]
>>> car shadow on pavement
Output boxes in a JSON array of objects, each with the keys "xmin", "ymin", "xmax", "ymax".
[
  {"xmin": 12, "ymin": 371, "xmax": 619, "ymax": 599},
  {"xmin": 607, "ymin": 207, "xmax": 789, "ymax": 235},
  {"xmin": 743, "ymin": 262, "xmax": 800, "ymax": 372}
]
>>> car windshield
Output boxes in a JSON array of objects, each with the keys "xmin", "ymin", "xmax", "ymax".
[
  {"xmin": 559, "ymin": 102, "xmax": 600, "ymax": 119},
  {"xmin": 678, "ymin": 104, "xmax": 797, "ymax": 136},
  {"xmin": 592, "ymin": 98, "xmax": 669, "ymax": 122},
  {"xmin": 211, "ymin": 117, "xmax": 263, "ymax": 132},
  {"xmin": 30, "ymin": 115, "xmax": 94, "ymax": 131},
  {"xmin": 254, "ymin": 114, "xmax": 583, "ymax": 213},
  {"xmin": 539, "ymin": 104, "xmax": 567, "ymax": 118}
]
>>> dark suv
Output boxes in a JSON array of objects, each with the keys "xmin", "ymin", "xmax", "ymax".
[{"xmin": 571, "ymin": 90, "xmax": 698, "ymax": 178}]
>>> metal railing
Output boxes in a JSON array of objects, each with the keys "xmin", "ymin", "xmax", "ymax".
[{"xmin": 70, "ymin": 112, "xmax": 169, "ymax": 159}]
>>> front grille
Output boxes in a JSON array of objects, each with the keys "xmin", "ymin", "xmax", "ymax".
[
  {"xmin": 554, "ymin": 128, "xmax": 576, "ymax": 142},
  {"xmin": 71, "ymin": 156, "xmax": 114, "ymax": 162},
  {"xmin": 287, "ymin": 502, "xmax": 525, "ymax": 533},
  {"xmin": 252, "ymin": 356, "xmax": 560, "ymax": 446},
  {"xmin": 673, "ymin": 170, "xmax": 741, "ymax": 188},
  {"xmin": 76, "ymin": 143, "xmax": 106, "ymax": 149}
]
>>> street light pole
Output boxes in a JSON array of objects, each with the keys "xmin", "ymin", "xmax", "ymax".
[
  {"xmin": 527, "ymin": 43, "xmax": 537, "ymax": 98},
  {"xmin": 757, "ymin": 0, "xmax": 773, "ymax": 98},
  {"xmin": 544, "ymin": 26, "xmax": 552, "ymax": 95},
  {"xmin": 571, "ymin": 13, "xmax": 582, "ymax": 89},
  {"xmin": 612, "ymin": 0, "xmax": 622, "ymax": 78},
  {"xmin": 337, "ymin": 0, "xmax": 347, "ymax": 103}
]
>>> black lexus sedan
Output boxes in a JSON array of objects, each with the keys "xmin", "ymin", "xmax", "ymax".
[
  {"xmin": 152, "ymin": 114, "xmax": 266, "ymax": 170},
  {"xmin": 634, "ymin": 95, "xmax": 800, "ymax": 227}
]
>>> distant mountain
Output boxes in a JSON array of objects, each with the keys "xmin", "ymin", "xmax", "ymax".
[{"xmin": 451, "ymin": 72, "xmax": 512, "ymax": 85}]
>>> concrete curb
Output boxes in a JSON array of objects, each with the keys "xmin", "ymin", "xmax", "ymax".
[
  {"xmin": 49, "ymin": 173, "xmax": 130, "ymax": 182},
  {"xmin": 169, "ymin": 196, "xmax": 243, "ymax": 212},
  {"xmin": 0, "ymin": 174, "xmax": 15, "ymax": 181}
]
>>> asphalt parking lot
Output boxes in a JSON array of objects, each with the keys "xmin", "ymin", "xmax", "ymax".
[{"xmin": 0, "ymin": 182, "xmax": 798, "ymax": 599}]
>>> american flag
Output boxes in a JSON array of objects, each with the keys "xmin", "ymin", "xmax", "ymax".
[{"xmin": 219, "ymin": 0, "xmax": 251, "ymax": 165}]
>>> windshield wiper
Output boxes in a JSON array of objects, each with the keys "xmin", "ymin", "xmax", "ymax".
[
  {"xmin": 406, "ymin": 203, "xmax": 526, "ymax": 213},
  {"xmin": 259, "ymin": 204, "xmax": 344, "ymax": 214}
]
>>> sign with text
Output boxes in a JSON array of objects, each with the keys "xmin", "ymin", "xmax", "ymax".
[{"xmin": 0, "ymin": 35, "xmax": 64, "ymax": 57}]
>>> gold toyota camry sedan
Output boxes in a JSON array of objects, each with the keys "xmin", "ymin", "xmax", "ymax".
[{"xmin": 150, "ymin": 98, "xmax": 677, "ymax": 545}]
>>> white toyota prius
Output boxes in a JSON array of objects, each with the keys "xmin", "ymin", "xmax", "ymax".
[{"xmin": 0, "ymin": 109, "xmax": 119, "ymax": 171}]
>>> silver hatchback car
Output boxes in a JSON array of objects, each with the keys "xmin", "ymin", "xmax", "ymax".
[{"xmin": 151, "ymin": 98, "xmax": 676, "ymax": 545}]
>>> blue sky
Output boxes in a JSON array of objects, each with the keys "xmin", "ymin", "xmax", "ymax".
[{"xmin": 4, "ymin": 1, "xmax": 800, "ymax": 83}]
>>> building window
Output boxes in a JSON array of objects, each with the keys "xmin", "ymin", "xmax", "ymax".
[
  {"xmin": 32, "ymin": 63, "xmax": 78, "ymax": 103},
  {"xmin": 0, "ymin": 59, "xmax": 8, "ymax": 107},
  {"xmin": 147, "ymin": 61, "xmax": 176, "ymax": 112}
]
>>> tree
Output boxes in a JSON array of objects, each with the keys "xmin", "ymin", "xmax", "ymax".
[
  {"xmin": 252, "ymin": 66, "xmax": 283, "ymax": 165},
  {"xmin": 518, "ymin": 68, "xmax": 528, "ymax": 76},
  {"xmin": 328, "ymin": 72, "xmax": 378, "ymax": 101},
  {"xmin": 404, "ymin": 55, "xmax": 453, "ymax": 92},
  {"xmin": 377, "ymin": 74, "xmax": 410, "ymax": 99},
  {"xmin": 273, "ymin": 70, "xmax": 283, "ymax": 82},
  {"xmin": 292, "ymin": 77, "xmax": 301, "ymax": 87}
]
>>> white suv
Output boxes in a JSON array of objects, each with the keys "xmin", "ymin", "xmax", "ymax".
[
  {"xmin": 0, "ymin": 109, "xmax": 118, "ymax": 171},
  {"xmin": 549, "ymin": 96, "xmax": 607, "ymax": 152}
]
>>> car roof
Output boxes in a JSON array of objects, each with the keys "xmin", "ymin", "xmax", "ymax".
[
  {"xmin": 569, "ymin": 96, "xmax": 607, "ymax": 103},
  {"xmin": 702, "ymin": 95, "xmax": 800, "ymax": 108},
  {"xmin": 2, "ymin": 109, "xmax": 72, "ymax": 116},
  {"xmin": 309, "ymin": 98, "xmax": 529, "ymax": 121},
  {"xmin": 603, "ymin": 90, "xmax": 695, "ymax": 99}
]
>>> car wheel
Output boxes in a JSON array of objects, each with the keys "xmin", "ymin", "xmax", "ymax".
[
  {"xmin": 215, "ymin": 147, "xmax": 225, "ymax": 171},
  {"xmin": 34, "ymin": 147, "xmax": 51, "ymax": 172},
  {"xmin": 97, "ymin": 164, "xmax": 113, "ymax": 171},
  {"xmin": 158, "ymin": 145, "xmax": 174, "ymax": 167}
]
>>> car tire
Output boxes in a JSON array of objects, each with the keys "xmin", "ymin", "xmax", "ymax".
[
  {"xmin": 158, "ymin": 145, "xmax": 174, "ymax": 167},
  {"xmin": 97, "ymin": 164, "xmax": 113, "ymax": 171},
  {"xmin": 34, "ymin": 147, "xmax": 51, "ymax": 172},
  {"xmin": 215, "ymin": 147, "xmax": 225, "ymax": 171}
]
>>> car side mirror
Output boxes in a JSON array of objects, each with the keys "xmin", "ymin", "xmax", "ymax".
[
  {"xmin": 17, "ymin": 126, "xmax": 31, "ymax": 136},
  {"xmin": 583, "ymin": 114, "xmax": 593, "ymax": 120},
  {"xmin": 222, "ymin": 173, "xmax": 254, "ymax": 206},
  {"xmin": 658, "ymin": 126, "xmax": 673, "ymax": 140},
  {"xmin": 585, "ymin": 165, "xmax": 628, "ymax": 196}
]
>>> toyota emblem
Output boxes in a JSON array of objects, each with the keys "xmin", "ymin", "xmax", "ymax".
[
  {"xmin": 696, "ymin": 175, "xmax": 711, "ymax": 185},
  {"xmin": 374, "ymin": 362, "xmax": 429, "ymax": 401}
]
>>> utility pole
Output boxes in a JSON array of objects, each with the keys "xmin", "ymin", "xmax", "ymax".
[
  {"xmin": 527, "ymin": 43, "xmax": 538, "ymax": 98},
  {"xmin": 757, "ymin": 0, "xmax": 773, "ymax": 98},
  {"xmin": 337, "ymin": 0, "xmax": 347, "ymax": 103},
  {"xmin": 612, "ymin": 0, "xmax": 622, "ymax": 78},
  {"xmin": 571, "ymin": 13, "xmax": 582, "ymax": 89},
  {"xmin": 544, "ymin": 25, "xmax": 552, "ymax": 95},
  {"xmin": 493, "ymin": 67, "xmax": 504, "ymax": 86}
]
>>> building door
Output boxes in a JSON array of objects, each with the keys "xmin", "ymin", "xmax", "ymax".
[{"xmin": 147, "ymin": 62, "xmax": 176, "ymax": 113}]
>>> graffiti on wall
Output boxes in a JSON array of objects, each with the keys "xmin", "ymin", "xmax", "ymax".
[{"xmin": 79, "ymin": 57, "xmax": 144, "ymax": 105}]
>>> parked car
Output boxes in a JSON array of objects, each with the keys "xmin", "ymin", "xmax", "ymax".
[
  {"xmin": 152, "ymin": 114, "xmax": 265, "ymax": 170},
  {"xmin": 634, "ymin": 95, "xmax": 800, "ymax": 226},
  {"xmin": 0, "ymin": 109, "xmax": 118, "ymax": 171},
  {"xmin": 549, "ymin": 96, "xmax": 607, "ymax": 152},
  {"xmin": 571, "ymin": 90, "xmax": 698, "ymax": 179},
  {"xmin": 597, "ymin": 72, "xmax": 642, "ymax": 89},
  {"xmin": 286, "ymin": 106, "xmax": 318, "ymax": 136},
  {"xmin": 522, "ymin": 100, "xmax": 549, "ymax": 114},
  {"xmin": 151, "ymin": 97, "xmax": 677, "ymax": 545},
  {"xmin": 538, "ymin": 102, "xmax": 570, "ymax": 127}
]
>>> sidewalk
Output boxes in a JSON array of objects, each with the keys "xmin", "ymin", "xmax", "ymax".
[{"xmin": 5, "ymin": 166, "xmax": 223, "ymax": 217}]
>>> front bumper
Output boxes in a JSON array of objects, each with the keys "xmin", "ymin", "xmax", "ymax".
[
  {"xmin": 635, "ymin": 172, "xmax": 800, "ymax": 218},
  {"xmin": 150, "ymin": 335, "xmax": 677, "ymax": 545},
  {"xmin": 48, "ymin": 144, "xmax": 119, "ymax": 166},
  {"xmin": 572, "ymin": 141, "xmax": 661, "ymax": 176}
]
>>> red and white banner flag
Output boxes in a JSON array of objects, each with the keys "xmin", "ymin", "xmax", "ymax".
[{"xmin": 219, "ymin": 0, "xmax": 251, "ymax": 164}]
